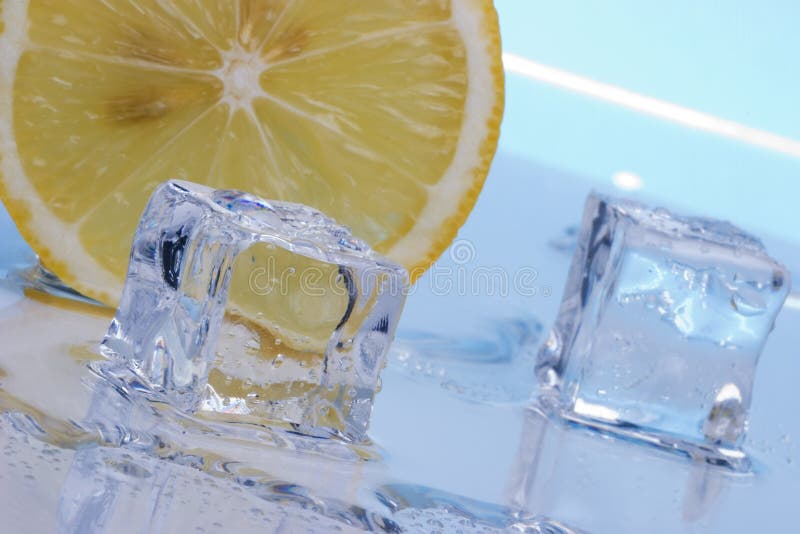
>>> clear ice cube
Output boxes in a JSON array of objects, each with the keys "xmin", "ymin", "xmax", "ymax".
[
  {"xmin": 101, "ymin": 180, "xmax": 408, "ymax": 441},
  {"xmin": 537, "ymin": 192, "xmax": 790, "ymax": 468}
]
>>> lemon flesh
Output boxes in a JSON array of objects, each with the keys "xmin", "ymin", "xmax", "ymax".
[{"xmin": 0, "ymin": 0, "xmax": 503, "ymax": 305}]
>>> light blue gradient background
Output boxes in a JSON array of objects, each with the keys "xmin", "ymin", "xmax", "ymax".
[
  {"xmin": 500, "ymin": 1, "xmax": 800, "ymax": 138},
  {"xmin": 497, "ymin": 0, "xmax": 800, "ymax": 245}
]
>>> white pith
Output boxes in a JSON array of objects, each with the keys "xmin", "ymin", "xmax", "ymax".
[
  {"xmin": 219, "ymin": 47, "xmax": 266, "ymax": 112},
  {"xmin": 0, "ymin": 0, "xmax": 500, "ymax": 300}
]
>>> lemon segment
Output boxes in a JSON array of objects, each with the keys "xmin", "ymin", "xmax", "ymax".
[{"xmin": 26, "ymin": 0, "xmax": 223, "ymax": 69}]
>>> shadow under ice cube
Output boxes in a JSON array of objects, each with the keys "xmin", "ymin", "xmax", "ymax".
[
  {"xmin": 101, "ymin": 180, "xmax": 407, "ymax": 442},
  {"xmin": 537, "ymin": 193, "xmax": 790, "ymax": 469}
]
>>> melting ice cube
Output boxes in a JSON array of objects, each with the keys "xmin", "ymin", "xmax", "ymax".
[
  {"xmin": 101, "ymin": 180, "xmax": 407, "ymax": 441},
  {"xmin": 537, "ymin": 193, "xmax": 790, "ymax": 469}
]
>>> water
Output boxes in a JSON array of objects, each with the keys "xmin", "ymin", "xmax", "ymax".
[
  {"xmin": 536, "ymin": 193, "xmax": 790, "ymax": 470},
  {"xmin": 390, "ymin": 317, "xmax": 543, "ymax": 405},
  {"xmin": 0, "ymin": 287, "xmax": 578, "ymax": 533},
  {"xmin": 101, "ymin": 180, "xmax": 407, "ymax": 442}
]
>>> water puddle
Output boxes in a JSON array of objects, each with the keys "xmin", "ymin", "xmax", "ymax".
[
  {"xmin": 0, "ymin": 286, "xmax": 572, "ymax": 533},
  {"xmin": 390, "ymin": 317, "xmax": 542, "ymax": 405},
  {"xmin": 2, "ymin": 253, "xmax": 798, "ymax": 533}
]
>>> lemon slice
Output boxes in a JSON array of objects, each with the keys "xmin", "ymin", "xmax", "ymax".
[{"xmin": 0, "ymin": 0, "xmax": 503, "ymax": 305}]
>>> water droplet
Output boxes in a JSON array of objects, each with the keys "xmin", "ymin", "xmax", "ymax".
[
  {"xmin": 653, "ymin": 207, "xmax": 670, "ymax": 217},
  {"xmin": 772, "ymin": 270, "xmax": 785, "ymax": 290},
  {"xmin": 703, "ymin": 383, "xmax": 744, "ymax": 444},
  {"xmin": 731, "ymin": 287, "xmax": 767, "ymax": 316}
]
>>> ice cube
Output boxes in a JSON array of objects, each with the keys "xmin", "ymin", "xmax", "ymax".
[
  {"xmin": 536, "ymin": 192, "xmax": 790, "ymax": 468},
  {"xmin": 101, "ymin": 180, "xmax": 408, "ymax": 441}
]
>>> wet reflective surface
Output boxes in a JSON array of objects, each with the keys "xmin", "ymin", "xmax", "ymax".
[{"xmin": 2, "ymin": 147, "xmax": 799, "ymax": 532}]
